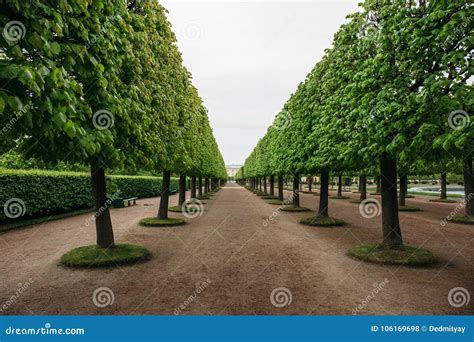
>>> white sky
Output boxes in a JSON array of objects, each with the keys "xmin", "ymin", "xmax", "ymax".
[{"xmin": 161, "ymin": 0, "xmax": 361, "ymax": 165}]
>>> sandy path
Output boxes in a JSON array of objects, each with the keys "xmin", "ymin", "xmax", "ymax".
[{"xmin": 0, "ymin": 183, "xmax": 472, "ymax": 315}]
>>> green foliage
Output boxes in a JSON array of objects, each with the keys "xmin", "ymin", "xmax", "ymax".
[
  {"xmin": 238, "ymin": 0, "xmax": 472, "ymax": 181},
  {"xmin": 0, "ymin": 169, "xmax": 179, "ymax": 222},
  {"xmin": 60, "ymin": 244, "xmax": 151, "ymax": 268}
]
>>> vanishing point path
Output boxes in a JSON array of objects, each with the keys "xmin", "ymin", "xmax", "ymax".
[{"xmin": 1, "ymin": 183, "xmax": 473, "ymax": 315}]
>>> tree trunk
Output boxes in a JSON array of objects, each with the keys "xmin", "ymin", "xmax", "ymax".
[
  {"xmin": 318, "ymin": 170, "xmax": 329, "ymax": 217},
  {"xmin": 399, "ymin": 174, "xmax": 407, "ymax": 207},
  {"xmin": 198, "ymin": 177, "xmax": 203, "ymax": 197},
  {"xmin": 440, "ymin": 173, "xmax": 447, "ymax": 199},
  {"xmin": 204, "ymin": 177, "xmax": 209, "ymax": 194},
  {"xmin": 278, "ymin": 176, "xmax": 284, "ymax": 201},
  {"xmin": 158, "ymin": 170, "xmax": 171, "ymax": 220},
  {"xmin": 293, "ymin": 175, "xmax": 300, "ymax": 207},
  {"xmin": 191, "ymin": 176, "xmax": 197, "ymax": 199},
  {"xmin": 376, "ymin": 175, "xmax": 381, "ymax": 193},
  {"xmin": 337, "ymin": 175, "xmax": 342, "ymax": 197},
  {"xmin": 263, "ymin": 176, "xmax": 267, "ymax": 194},
  {"xmin": 91, "ymin": 161, "xmax": 115, "ymax": 248},
  {"xmin": 270, "ymin": 175, "xmax": 275, "ymax": 196},
  {"xmin": 380, "ymin": 153, "xmax": 403, "ymax": 249},
  {"xmin": 179, "ymin": 174, "xmax": 186, "ymax": 206},
  {"xmin": 464, "ymin": 157, "xmax": 473, "ymax": 216},
  {"xmin": 360, "ymin": 175, "xmax": 367, "ymax": 201},
  {"xmin": 308, "ymin": 176, "xmax": 312, "ymax": 192}
]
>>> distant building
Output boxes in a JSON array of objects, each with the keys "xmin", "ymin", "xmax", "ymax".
[{"xmin": 226, "ymin": 165, "xmax": 242, "ymax": 179}]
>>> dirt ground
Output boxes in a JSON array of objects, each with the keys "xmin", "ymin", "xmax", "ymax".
[{"xmin": 0, "ymin": 183, "xmax": 472, "ymax": 315}]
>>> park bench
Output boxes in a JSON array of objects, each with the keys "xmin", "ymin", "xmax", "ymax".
[{"xmin": 112, "ymin": 197, "xmax": 138, "ymax": 208}]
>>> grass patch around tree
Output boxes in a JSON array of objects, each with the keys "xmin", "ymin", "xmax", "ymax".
[
  {"xmin": 266, "ymin": 199, "xmax": 289, "ymax": 205},
  {"xmin": 398, "ymin": 206, "xmax": 421, "ymax": 212},
  {"xmin": 168, "ymin": 205, "xmax": 203, "ymax": 213},
  {"xmin": 429, "ymin": 198, "xmax": 457, "ymax": 203},
  {"xmin": 139, "ymin": 217, "xmax": 186, "ymax": 227},
  {"xmin": 347, "ymin": 243, "xmax": 438, "ymax": 267},
  {"xmin": 280, "ymin": 206, "xmax": 311, "ymax": 212},
  {"xmin": 448, "ymin": 215, "xmax": 474, "ymax": 225},
  {"xmin": 331, "ymin": 195, "xmax": 351, "ymax": 200},
  {"xmin": 60, "ymin": 244, "xmax": 151, "ymax": 268},
  {"xmin": 261, "ymin": 195, "xmax": 277, "ymax": 199},
  {"xmin": 299, "ymin": 216, "xmax": 346, "ymax": 227}
]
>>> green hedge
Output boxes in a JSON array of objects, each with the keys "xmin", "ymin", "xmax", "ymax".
[{"xmin": 0, "ymin": 169, "xmax": 180, "ymax": 223}]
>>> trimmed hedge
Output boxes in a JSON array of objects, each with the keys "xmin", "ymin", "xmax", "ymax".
[{"xmin": 0, "ymin": 169, "xmax": 179, "ymax": 223}]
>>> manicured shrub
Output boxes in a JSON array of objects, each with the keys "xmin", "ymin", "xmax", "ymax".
[{"xmin": 0, "ymin": 169, "xmax": 180, "ymax": 223}]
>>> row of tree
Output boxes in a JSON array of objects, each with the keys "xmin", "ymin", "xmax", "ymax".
[
  {"xmin": 237, "ymin": 0, "xmax": 473, "ymax": 250},
  {"xmin": 1, "ymin": 0, "xmax": 226, "ymax": 248}
]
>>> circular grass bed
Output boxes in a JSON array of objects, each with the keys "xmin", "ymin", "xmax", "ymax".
[
  {"xmin": 331, "ymin": 196, "xmax": 350, "ymax": 200},
  {"xmin": 139, "ymin": 217, "xmax": 186, "ymax": 227},
  {"xmin": 448, "ymin": 215, "xmax": 474, "ymax": 225},
  {"xmin": 347, "ymin": 243, "xmax": 438, "ymax": 267},
  {"xmin": 280, "ymin": 206, "xmax": 311, "ymax": 212},
  {"xmin": 266, "ymin": 199, "xmax": 288, "ymax": 205},
  {"xmin": 429, "ymin": 198, "xmax": 457, "ymax": 203},
  {"xmin": 168, "ymin": 205, "xmax": 203, "ymax": 213},
  {"xmin": 399, "ymin": 205, "xmax": 421, "ymax": 212},
  {"xmin": 197, "ymin": 196, "xmax": 210, "ymax": 200},
  {"xmin": 370, "ymin": 192, "xmax": 381, "ymax": 196},
  {"xmin": 299, "ymin": 216, "xmax": 346, "ymax": 227},
  {"xmin": 261, "ymin": 195, "xmax": 277, "ymax": 199},
  {"xmin": 60, "ymin": 244, "xmax": 151, "ymax": 268}
]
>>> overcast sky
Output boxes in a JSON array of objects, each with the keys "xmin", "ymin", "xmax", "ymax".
[{"xmin": 161, "ymin": 0, "xmax": 360, "ymax": 165}]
